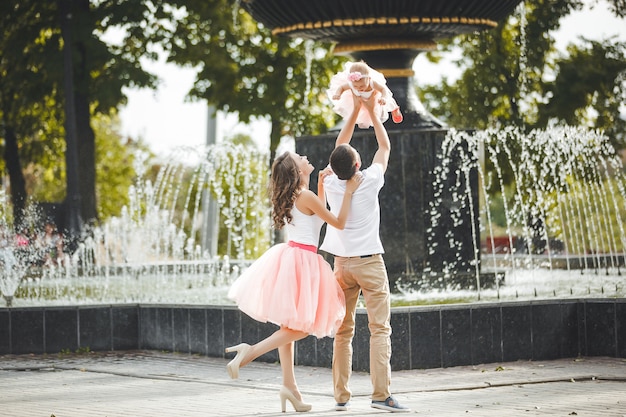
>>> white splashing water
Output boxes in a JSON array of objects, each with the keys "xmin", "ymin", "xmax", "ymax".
[{"xmin": 422, "ymin": 125, "xmax": 626, "ymax": 303}]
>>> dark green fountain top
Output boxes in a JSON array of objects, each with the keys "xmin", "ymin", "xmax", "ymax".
[{"xmin": 241, "ymin": 0, "xmax": 523, "ymax": 49}]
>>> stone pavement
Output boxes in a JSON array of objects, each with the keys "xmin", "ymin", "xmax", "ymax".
[{"xmin": 0, "ymin": 351, "xmax": 625, "ymax": 417}]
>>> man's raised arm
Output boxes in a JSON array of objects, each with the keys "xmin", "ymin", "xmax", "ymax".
[
  {"xmin": 335, "ymin": 94, "xmax": 361, "ymax": 148},
  {"xmin": 361, "ymin": 93, "xmax": 391, "ymax": 174}
]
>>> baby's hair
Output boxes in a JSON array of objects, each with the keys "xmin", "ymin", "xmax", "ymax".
[
  {"xmin": 349, "ymin": 61, "xmax": 370, "ymax": 76},
  {"xmin": 270, "ymin": 152, "xmax": 302, "ymax": 229}
]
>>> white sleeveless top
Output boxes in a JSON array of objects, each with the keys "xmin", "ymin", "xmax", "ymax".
[{"xmin": 285, "ymin": 204, "xmax": 324, "ymax": 247}]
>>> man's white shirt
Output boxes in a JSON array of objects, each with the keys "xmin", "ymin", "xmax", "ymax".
[{"xmin": 320, "ymin": 163, "xmax": 385, "ymax": 257}]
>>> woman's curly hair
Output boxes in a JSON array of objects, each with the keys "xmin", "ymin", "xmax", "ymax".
[{"xmin": 270, "ymin": 152, "xmax": 302, "ymax": 229}]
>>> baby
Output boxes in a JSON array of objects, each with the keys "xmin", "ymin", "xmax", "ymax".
[{"xmin": 327, "ymin": 61, "xmax": 402, "ymax": 128}]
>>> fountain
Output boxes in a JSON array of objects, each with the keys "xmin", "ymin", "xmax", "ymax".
[
  {"xmin": 2, "ymin": 1, "xmax": 624, "ymax": 305},
  {"xmin": 0, "ymin": 228, "xmax": 21, "ymax": 308},
  {"xmin": 1, "ymin": 1, "xmax": 624, "ymax": 369},
  {"xmin": 2, "ymin": 128, "xmax": 624, "ymax": 307},
  {"xmin": 1, "ymin": 135, "xmax": 624, "ymax": 367}
]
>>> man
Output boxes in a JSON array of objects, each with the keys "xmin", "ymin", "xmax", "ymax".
[{"xmin": 319, "ymin": 93, "xmax": 410, "ymax": 413}]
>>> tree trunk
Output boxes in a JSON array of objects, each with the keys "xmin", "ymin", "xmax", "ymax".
[
  {"xmin": 73, "ymin": 0, "xmax": 98, "ymax": 226},
  {"xmin": 3, "ymin": 126, "xmax": 27, "ymax": 227},
  {"xmin": 59, "ymin": 0, "xmax": 83, "ymax": 240},
  {"xmin": 75, "ymin": 92, "xmax": 97, "ymax": 225}
]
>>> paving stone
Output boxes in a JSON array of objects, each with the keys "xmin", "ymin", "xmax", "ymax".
[{"xmin": 0, "ymin": 351, "xmax": 624, "ymax": 416}]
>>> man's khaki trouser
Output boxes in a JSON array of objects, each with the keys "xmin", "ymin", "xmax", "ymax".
[{"xmin": 332, "ymin": 254, "xmax": 392, "ymax": 403}]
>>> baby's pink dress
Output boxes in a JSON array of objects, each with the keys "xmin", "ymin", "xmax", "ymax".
[
  {"xmin": 228, "ymin": 205, "xmax": 345, "ymax": 338},
  {"xmin": 327, "ymin": 62, "xmax": 399, "ymax": 129}
]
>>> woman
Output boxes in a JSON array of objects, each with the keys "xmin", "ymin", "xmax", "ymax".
[{"xmin": 226, "ymin": 150, "xmax": 362, "ymax": 413}]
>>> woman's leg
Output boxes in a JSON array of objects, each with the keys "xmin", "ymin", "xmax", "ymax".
[
  {"xmin": 278, "ymin": 341, "xmax": 301, "ymax": 398},
  {"xmin": 239, "ymin": 326, "xmax": 307, "ymax": 368},
  {"xmin": 278, "ymin": 341, "xmax": 313, "ymax": 412}
]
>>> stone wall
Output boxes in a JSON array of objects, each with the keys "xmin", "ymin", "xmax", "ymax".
[{"xmin": 1, "ymin": 299, "xmax": 624, "ymax": 370}]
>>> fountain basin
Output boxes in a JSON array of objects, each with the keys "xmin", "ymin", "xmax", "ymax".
[
  {"xmin": 6, "ymin": 257, "xmax": 625, "ymax": 308},
  {"xmin": 2, "ymin": 298, "xmax": 625, "ymax": 370}
]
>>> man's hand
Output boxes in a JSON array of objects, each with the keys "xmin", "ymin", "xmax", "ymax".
[
  {"xmin": 361, "ymin": 91, "xmax": 379, "ymax": 113},
  {"xmin": 346, "ymin": 172, "xmax": 364, "ymax": 194}
]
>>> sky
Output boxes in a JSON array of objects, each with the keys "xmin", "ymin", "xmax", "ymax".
[{"xmin": 117, "ymin": 3, "xmax": 626, "ymax": 157}]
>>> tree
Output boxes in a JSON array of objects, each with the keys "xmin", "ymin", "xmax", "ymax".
[
  {"xmin": 13, "ymin": 108, "xmax": 146, "ymax": 224},
  {"xmin": 1, "ymin": 0, "xmax": 171, "ymax": 230},
  {"xmin": 538, "ymin": 39, "xmax": 626, "ymax": 147},
  {"xmin": 0, "ymin": 1, "xmax": 60, "ymax": 226},
  {"xmin": 63, "ymin": 0, "xmax": 170, "ymax": 226},
  {"xmin": 164, "ymin": 0, "xmax": 345, "ymax": 164},
  {"xmin": 418, "ymin": 0, "xmax": 625, "ymax": 145},
  {"xmin": 418, "ymin": 0, "xmax": 586, "ymax": 130}
]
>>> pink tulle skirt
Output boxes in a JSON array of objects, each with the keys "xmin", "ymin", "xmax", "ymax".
[{"xmin": 228, "ymin": 242, "xmax": 346, "ymax": 338}]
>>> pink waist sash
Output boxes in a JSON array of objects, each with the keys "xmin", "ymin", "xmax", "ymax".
[{"xmin": 288, "ymin": 241, "xmax": 318, "ymax": 253}]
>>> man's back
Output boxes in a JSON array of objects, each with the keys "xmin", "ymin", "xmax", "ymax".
[{"xmin": 320, "ymin": 163, "xmax": 384, "ymax": 257}]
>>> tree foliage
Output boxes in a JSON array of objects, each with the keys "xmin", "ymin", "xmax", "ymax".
[
  {"xmin": 2, "ymin": 0, "xmax": 347, "ymax": 236},
  {"xmin": 164, "ymin": 0, "xmax": 346, "ymax": 162},
  {"xmin": 0, "ymin": 1, "xmax": 60, "ymax": 222},
  {"xmin": 93, "ymin": 111, "xmax": 151, "ymax": 222},
  {"xmin": 418, "ymin": 0, "xmax": 626, "ymax": 148},
  {"xmin": 0, "ymin": 0, "xmax": 172, "ymax": 229},
  {"xmin": 538, "ymin": 39, "xmax": 626, "ymax": 145}
]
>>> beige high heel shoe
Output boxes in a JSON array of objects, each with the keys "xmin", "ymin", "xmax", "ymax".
[
  {"xmin": 279, "ymin": 386, "xmax": 312, "ymax": 413},
  {"xmin": 225, "ymin": 343, "xmax": 250, "ymax": 379}
]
